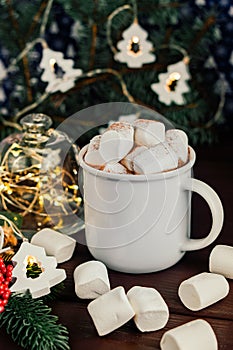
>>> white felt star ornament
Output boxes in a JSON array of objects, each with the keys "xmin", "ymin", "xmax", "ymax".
[
  {"xmin": 151, "ymin": 60, "xmax": 191, "ymax": 105},
  {"xmin": 40, "ymin": 47, "xmax": 82, "ymax": 93},
  {"xmin": 114, "ymin": 22, "xmax": 155, "ymax": 68},
  {"xmin": 10, "ymin": 241, "xmax": 66, "ymax": 298}
]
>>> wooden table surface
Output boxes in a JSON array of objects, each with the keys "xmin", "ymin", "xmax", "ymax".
[{"xmin": 1, "ymin": 136, "xmax": 233, "ymax": 349}]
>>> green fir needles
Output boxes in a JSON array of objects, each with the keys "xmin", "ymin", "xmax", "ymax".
[{"xmin": 0, "ymin": 292, "xmax": 70, "ymax": 350}]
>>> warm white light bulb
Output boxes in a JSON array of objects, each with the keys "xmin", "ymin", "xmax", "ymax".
[
  {"xmin": 165, "ymin": 72, "xmax": 181, "ymax": 92},
  {"xmin": 49, "ymin": 58, "xmax": 56, "ymax": 72}
]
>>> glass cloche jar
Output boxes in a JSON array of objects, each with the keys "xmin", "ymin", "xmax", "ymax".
[{"xmin": 0, "ymin": 113, "xmax": 84, "ymax": 234}]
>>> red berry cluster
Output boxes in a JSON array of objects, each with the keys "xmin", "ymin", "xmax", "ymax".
[{"xmin": 0, "ymin": 257, "xmax": 13, "ymax": 313}]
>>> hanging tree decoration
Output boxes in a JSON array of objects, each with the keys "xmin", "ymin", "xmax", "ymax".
[
  {"xmin": 10, "ymin": 241, "xmax": 66, "ymax": 299},
  {"xmin": 107, "ymin": 1, "xmax": 155, "ymax": 68},
  {"xmin": 114, "ymin": 20, "xmax": 155, "ymax": 68},
  {"xmin": 40, "ymin": 46, "xmax": 83, "ymax": 93},
  {"xmin": 151, "ymin": 58, "xmax": 191, "ymax": 106}
]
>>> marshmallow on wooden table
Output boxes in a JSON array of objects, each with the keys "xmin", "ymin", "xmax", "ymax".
[
  {"xmin": 74, "ymin": 260, "xmax": 110, "ymax": 299},
  {"xmin": 87, "ymin": 286, "xmax": 135, "ymax": 336},
  {"xmin": 178, "ymin": 272, "xmax": 229, "ymax": 311},
  {"xmin": 166, "ymin": 129, "xmax": 189, "ymax": 164},
  {"xmin": 121, "ymin": 146, "xmax": 147, "ymax": 172},
  {"xmin": 134, "ymin": 119, "xmax": 165, "ymax": 147},
  {"xmin": 84, "ymin": 135, "xmax": 106, "ymax": 168},
  {"xmin": 99, "ymin": 122, "xmax": 134, "ymax": 163},
  {"xmin": 103, "ymin": 162, "xmax": 128, "ymax": 174},
  {"xmin": 127, "ymin": 286, "xmax": 169, "ymax": 332},
  {"xmin": 160, "ymin": 319, "xmax": 218, "ymax": 350},
  {"xmin": 31, "ymin": 228, "xmax": 76, "ymax": 263},
  {"xmin": 133, "ymin": 143, "xmax": 178, "ymax": 174},
  {"xmin": 209, "ymin": 245, "xmax": 233, "ymax": 279}
]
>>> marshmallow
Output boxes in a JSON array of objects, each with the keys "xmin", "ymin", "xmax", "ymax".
[
  {"xmin": 133, "ymin": 143, "xmax": 178, "ymax": 174},
  {"xmin": 31, "ymin": 228, "xmax": 76, "ymax": 263},
  {"xmin": 160, "ymin": 319, "xmax": 218, "ymax": 350},
  {"xmin": 73, "ymin": 260, "xmax": 110, "ymax": 299},
  {"xmin": 178, "ymin": 272, "xmax": 229, "ymax": 311},
  {"xmin": 99, "ymin": 122, "xmax": 134, "ymax": 163},
  {"xmin": 166, "ymin": 129, "xmax": 189, "ymax": 163},
  {"xmin": 103, "ymin": 162, "xmax": 128, "ymax": 174},
  {"xmin": 85, "ymin": 135, "xmax": 106, "ymax": 168},
  {"xmin": 127, "ymin": 286, "xmax": 169, "ymax": 332},
  {"xmin": 87, "ymin": 286, "xmax": 135, "ymax": 336},
  {"xmin": 209, "ymin": 245, "xmax": 233, "ymax": 279},
  {"xmin": 121, "ymin": 146, "xmax": 147, "ymax": 172},
  {"xmin": 134, "ymin": 119, "xmax": 165, "ymax": 147}
]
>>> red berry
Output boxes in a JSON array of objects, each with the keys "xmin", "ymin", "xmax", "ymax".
[
  {"xmin": 6, "ymin": 272, "xmax": 12, "ymax": 279},
  {"xmin": 3, "ymin": 291, "xmax": 11, "ymax": 300},
  {"xmin": 4, "ymin": 284, "xmax": 9, "ymax": 290},
  {"xmin": 7, "ymin": 265, "xmax": 13, "ymax": 271},
  {"xmin": 2, "ymin": 299, "xmax": 8, "ymax": 306},
  {"xmin": 0, "ymin": 305, "xmax": 5, "ymax": 313}
]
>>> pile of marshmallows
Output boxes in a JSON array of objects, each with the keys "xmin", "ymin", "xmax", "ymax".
[
  {"xmin": 74, "ymin": 244, "xmax": 233, "ymax": 350},
  {"xmin": 84, "ymin": 119, "xmax": 189, "ymax": 174}
]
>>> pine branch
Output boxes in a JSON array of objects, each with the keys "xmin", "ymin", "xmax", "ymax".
[
  {"xmin": 5, "ymin": 0, "xmax": 33, "ymax": 103},
  {"xmin": 89, "ymin": 0, "xmax": 98, "ymax": 69},
  {"xmin": 188, "ymin": 15, "xmax": 216, "ymax": 54},
  {"xmin": 0, "ymin": 292, "xmax": 70, "ymax": 350},
  {"xmin": 26, "ymin": 0, "xmax": 48, "ymax": 40}
]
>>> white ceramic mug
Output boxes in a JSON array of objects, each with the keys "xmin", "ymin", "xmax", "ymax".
[{"xmin": 79, "ymin": 146, "xmax": 223, "ymax": 273}]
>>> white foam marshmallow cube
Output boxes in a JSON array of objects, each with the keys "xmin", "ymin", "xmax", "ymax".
[
  {"xmin": 84, "ymin": 135, "xmax": 106, "ymax": 168},
  {"xmin": 134, "ymin": 119, "xmax": 165, "ymax": 147},
  {"xmin": 87, "ymin": 286, "xmax": 135, "ymax": 336},
  {"xmin": 178, "ymin": 272, "xmax": 229, "ymax": 311},
  {"xmin": 133, "ymin": 143, "xmax": 178, "ymax": 174},
  {"xmin": 99, "ymin": 122, "xmax": 134, "ymax": 163},
  {"xmin": 209, "ymin": 245, "xmax": 233, "ymax": 279},
  {"xmin": 160, "ymin": 319, "xmax": 218, "ymax": 350},
  {"xmin": 31, "ymin": 228, "xmax": 76, "ymax": 263},
  {"xmin": 103, "ymin": 162, "xmax": 128, "ymax": 174},
  {"xmin": 73, "ymin": 261, "xmax": 110, "ymax": 299},
  {"xmin": 121, "ymin": 146, "xmax": 147, "ymax": 172},
  {"xmin": 166, "ymin": 129, "xmax": 189, "ymax": 163},
  {"xmin": 127, "ymin": 286, "xmax": 169, "ymax": 332}
]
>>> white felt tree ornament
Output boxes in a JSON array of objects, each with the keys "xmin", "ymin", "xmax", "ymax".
[
  {"xmin": 114, "ymin": 22, "xmax": 155, "ymax": 68},
  {"xmin": 10, "ymin": 241, "xmax": 66, "ymax": 298},
  {"xmin": 151, "ymin": 60, "xmax": 191, "ymax": 105},
  {"xmin": 40, "ymin": 47, "xmax": 82, "ymax": 93}
]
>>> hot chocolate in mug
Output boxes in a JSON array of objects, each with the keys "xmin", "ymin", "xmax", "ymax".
[{"xmin": 79, "ymin": 146, "xmax": 223, "ymax": 273}]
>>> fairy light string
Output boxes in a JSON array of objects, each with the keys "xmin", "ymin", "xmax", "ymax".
[
  {"xmin": 106, "ymin": 4, "xmax": 132, "ymax": 55},
  {"xmin": 0, "ymin": 214, "xmax": 28, "ymax": 255},
  {"xmin": 0, "ymin": 1, "xmax": 227, "ymax": 143}
]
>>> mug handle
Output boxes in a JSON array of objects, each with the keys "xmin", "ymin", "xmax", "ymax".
[{"xmin": 181, "ymin": 178, "xmax": 224, "ymax": 252}]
